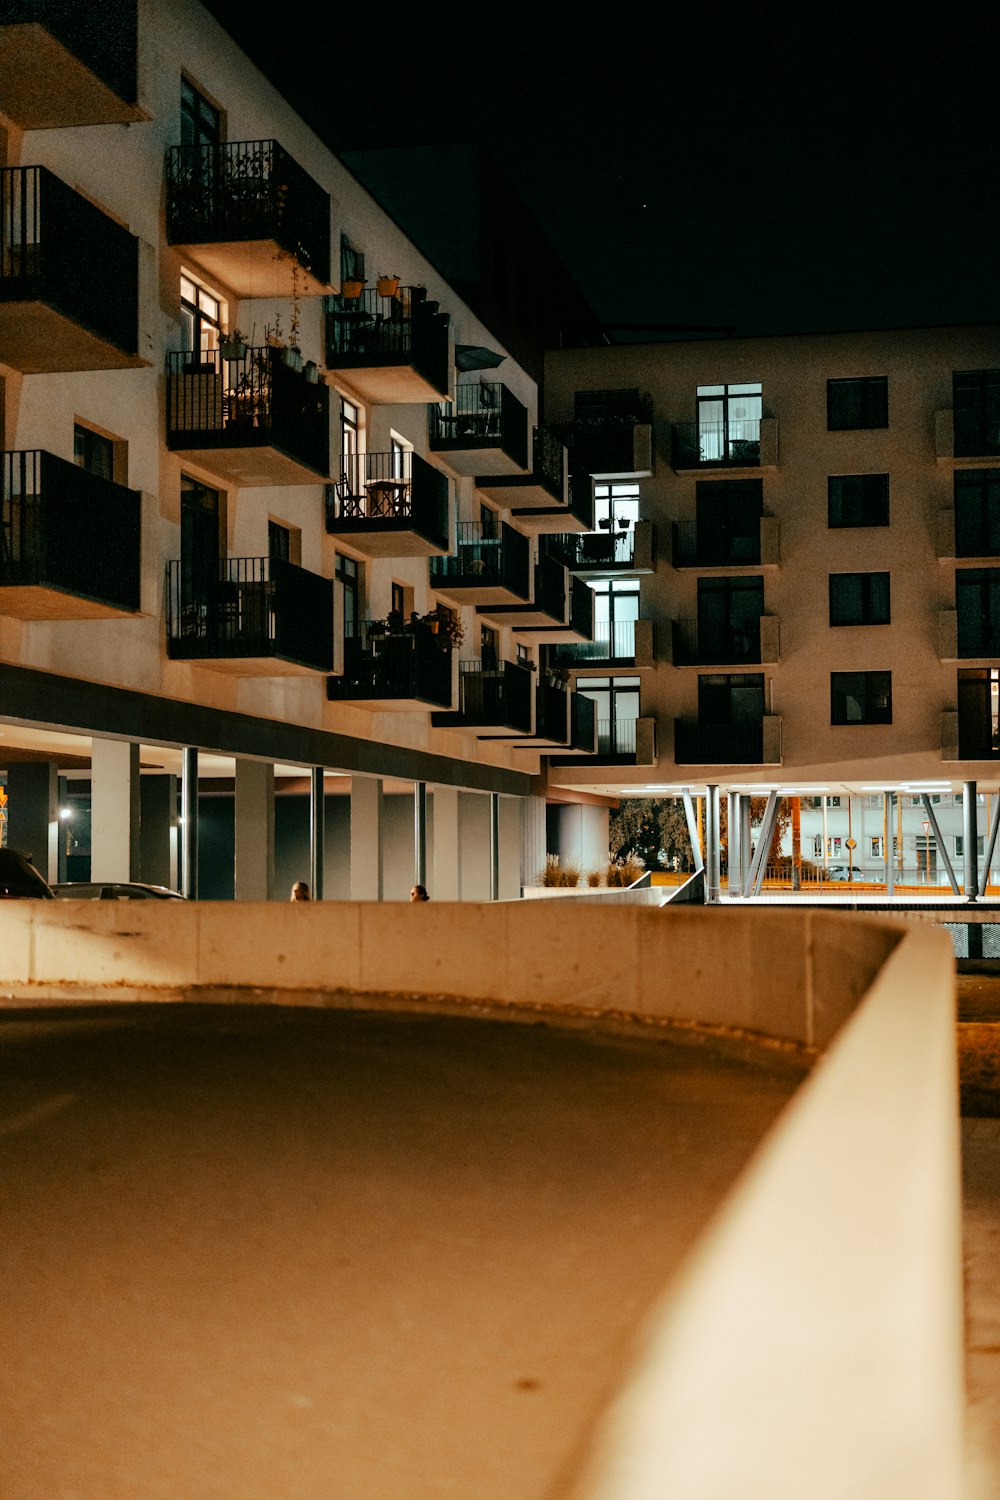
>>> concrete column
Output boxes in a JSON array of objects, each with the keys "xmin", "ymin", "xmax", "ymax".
[
  {"xmin": 740, "ymin": 797, "xmax": 753, "ymax": 896},
  {"xmin": 5, "ymin": 761, "xmax": 58, "ymax": 881},
  {"xmin": 140, "ymin": 774, "xmax": 177, "ymax": 890},
  {"xmin": 351, "ymin": 775, "xmax": 383, "ymax": 901},
  {"xmin": 728, "ymin": 792, "xmax": 740, "ymax": 899},
  {"xmin": 705, "ymin": 783, "xmax": 721, "ymax": 903},
  {"xmin": 490, "ymin": 792, "xmax": 500, "ymax": 901},
  {"xmin": 181, "ymin": 747, "xmax": 199, "ymax": 899},
  {"xmin": 433, "ymin": 786, "xmax": 461, "ymax": 900},
  {"xmin": 414, "ymin": 781, "xmax": 427, "ymax": 889},
  {"xmin": 521, "ymin": 791, "xmax": 547, "ymax": 889},
  {"xmin": 885, "ymin": 792, "xmax": 895, "ymax": 899},
  {"xmin": 235, "ymin": 759, "xmax": 274, "ymax": 901},
  {"xmin": 310, "ymin": 767, "xmax": 325, "ymax": 900},
  {"xmin": 90, "ymin": 739, "xmax": 140, "ymax": 882},
  {"xmin": 499, "ymin": 796, "xmax": 522, "ymax": 900},
  {"xmin": 964, "ymin": 780, "xmax": 978, "ymax": 902}
]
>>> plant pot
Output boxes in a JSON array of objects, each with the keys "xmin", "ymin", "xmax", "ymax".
[
  {"xmin": 376, "ymin": 276, "xmax": 400, "ymax": 298},
  {"xmin": 220, "ymin": 340, "xmax": 247, "ymax": 361},
  {"xmin": 282, "ymin": 346, "xmax": 304, "ymax": 372},
  {"xmin": 303, "ymin": 360, "xmax": 320, "ymax": 383},
  {"xmin": 341, "ymin": 278, "xmax": 365, "ymax": 301}
]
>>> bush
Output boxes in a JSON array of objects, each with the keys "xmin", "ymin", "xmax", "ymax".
[
  {"xmin": 606, "ymin": 855, "xmax": 644, "ymax": 887},
  {"xmin": 540, "ymin": 854, "xmax": 581, "ymax": 888},
  {"xmin": 586, "ymin": 869, "xmax": 602, "ymax": 887}
]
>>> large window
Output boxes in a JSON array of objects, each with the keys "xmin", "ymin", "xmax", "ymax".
[
  {"xmin": 958, "ymin": 668, "xmax": 1000, "ymax": 759},
  {"xmin": 829, "ymin": 572, "xmax": 890, "ymax": 626},
  {"xmin": 695, "ymin": 478, "xmax": 763, "ymax": 563},
  {"xmin": 827, "ymin": 377, "xmax": 888, "ymax": 430},
  {"xmin": 956, "ymin": 569, "xmax": 1000, "ymax": 656},
  {"xmin": 955, "ymin": 469, "xmax": 1000, "ymax": 556},
  {"xmin": 697, "ymin": 672, "xmax": 765, "ymax": 725},
  {"xmin": 696, "ymin": 382, "xmax": 762, "ymax": 463},
  {"xmin": 575, "ymin": 675, "xmax": 640, "ymax": 755},
  {"xmin": 953, "ymin": 370, "xmax": 1000, "ymax": 457},
  {"xmin": 335, "ymin": 553, "xmax": 361, "ymax": 637},
  {"xmin": 828, "ymin": 474, "xmax": 889, "ymax": 528},
  {"xmin": 73, "ymin": 424, "xmax": 115, "ymax": 482},
  {"xmin": 593, "ymin": 481, "xmax": 640, "ymax": 532},
  {"xmin": 180, "ymin": 78, "xmax": 221, "ymax": 148},
  {"xmin": 589, "ymin": 579, "xmax": 639, "ymax": 658},
  {"xmin": 180, "ymin": 274, "xmax": 221, "ymax": 358},
  {"xmin": 696, "ymin": 575, "xmax": 764, "ymax": 662},
  {"xmin": 830, "ymin": 671, "xmax": 892, "ymax": 724}
]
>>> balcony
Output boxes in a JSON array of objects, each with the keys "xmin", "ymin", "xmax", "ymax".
[
  {"xmin": 429, "ymin": 382, "xmax": 529, "ymax": 476},
  {"xmin": 325, "ymin": 452, "xmax": 449, "ymax": 557},
  {"xmin": 430, "ymin": 521, "xmax": 531, "ymax": 607},
  {"xmin": 477, "ymin": 426, "xmax": 585, "ymax": 525},
  {"xmin": 671, "ymin": 417, "xmax": 779, "ymax": 473},
  {"xmin": 166, "ymin": 139, "xmax": 331, "ymax": 296},
  {"xmin": 550, "ymin": 617, "xmax": 655, "ymax": 671},
  {"xmin": 0, "ymin": 450, "xmax": 140, "ymax": 618},
  {"xmin": 673, "ymin": 716, "xmax": 783, "ymax": 766},
  {"xmin": 672, "ymin": 614, "xmax": 779, "ymax": 668},
  {"xmin": 553, "ymin": 714, "xmax": 657, "ymax": 767},
  {"xmin": 0, "ymin": 167, "xmax": 140, "ymax": 372},
  {"xmin": 481, "ymin": 550, "xmax": 567, "ymax": 631},
  {"xmin": 431, "ymin": 658, "xmax": 534, "ymax": 737},
  {"xmin": 327, "ymin": 617, "xmax": 454, "ymax": 711},
  {"xmin": 166, "ymin": 347, "xmax": 329, "ymax": 486},
  {"xmin": 672, "ymin": 516, "xmax": 780, "ymax": 569},
  {"xmin": 0, "ymin": 0, "xmax": 143, "ymax": 128},
  {"xmin": 166, "ymin": 556, "xmax": 333, "ymax": 675},
  {"xmin": 513, "ymin": 574, "xmax": 595, "ymax": 649},
  {"xmin": 557, "ymin": 405, "xmax": 654, "ymax": 480},
  {"xmin": 545, "ymin": 519, "xmax": 656, "ymax": 577},
  {"xmin": 326, "ymin": 286, "xmax": 451, "ymax": 403}
]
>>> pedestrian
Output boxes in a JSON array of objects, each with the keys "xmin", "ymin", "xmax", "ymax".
[
  {"xmin": 290, "ymin": 880, "xmax": 311, "ymax": 902},
  {"xmin": 409, "ymin": 884, "xmax": 429, "ymax": 902}
]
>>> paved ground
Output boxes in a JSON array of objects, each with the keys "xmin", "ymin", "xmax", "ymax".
[{"xmin": 0, "ymin": 1004, "xmax": 800, "ymax": 1500}]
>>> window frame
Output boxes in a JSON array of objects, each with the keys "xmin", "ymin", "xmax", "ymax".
[
  {"xmin": 828, "ymin": 473, "xmax": 889, "ymax": 528},
  {"xmin": 828, "ymin": 571, "xmax": 891, "ymax": 627},
  {"xmin": 830, "ymin": 670, "xmax": 893, "ymax": 725},
  {"xmin": 826, "ymin": 377, "xmax": 888, "ymax": 431}
]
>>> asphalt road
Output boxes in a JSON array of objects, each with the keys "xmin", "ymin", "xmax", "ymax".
[{"xmin": 0, "ymin": 1003, "xmax": 798, "ymax": 1500}]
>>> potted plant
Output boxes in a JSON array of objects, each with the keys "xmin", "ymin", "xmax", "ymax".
[
  {"xmin": 282, "ymin": 344, "xmax": 304, "ymax": 372},
  {"xmin": 303, "ymin": 360, "xmax": 320, "ymax": 384},
  {"xmin": 341, "ymin": 274, "xmax": 365, "ymax": 301},
  {"xmin": 376, "ymin": 273, "xmax": 400, "ymax": 298},
  {"xmin": 219, "ymin": 328, "xmax": 248, "ymax": 361},
  {"xmin": 421, "ymin": 606, "xmax": 464, "ymax": 650}
]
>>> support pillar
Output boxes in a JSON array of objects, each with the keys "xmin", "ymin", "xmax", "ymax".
[
  {"xmin": 705, "ymin": 783, "xmax": 721, "ymax": 903},
  {"xmin": 521, "ymin": 791, "xmax": 547, "ymax": 890},
  {"xmin": 181, "ymin": 747, "xmax": 198, "ymax": 899},
  {"xmin": 979, "ymin": 792, "xmax": 1000, "ymax": 898},
  {"xmin": 682, "ymin": 792, "xmax": 704, "ymax": 872},
  {"xmin": 91, "ymin": 738, "xmax": 140, "ymax": 882},
  {"xmin": 5, "ymin": 761, "xmax": 58, "ymax": 882},
  {"xmin": 728, "ymin": 792, "xmax": 739, "ymax": 898},
  {"xmin": 964, "ymin": 780, "xmax": 978, "ymax": 902},
  {"xmin": 489, "ymin": 792, "xmax": 500, "ymax": 901},
  {"xmin": 310, "ymin": 767, "xmax": 325, "ymax": 900},
  {"xmin": 740, "ymin": 797, "xmax": 753, "ymax": 895},
  {"xmin": 414, "ymin": 781, "xmax": 427, "ymax": 890},
  {"xmin": 433, "ymin": 786, "xmax": 461, "ymax": 900},
  {"xmin": 885, "ymin": 792, "xmax": 895, "ymax": 899},
  {"xmin": 351, "ymin": 776, "xmax": 383, "ymax": 901},
  {"xmin": 922, "ymin": 793, "xmax": 961, "ymax": 897},
  {"xmin": 235, "ymin": 759, "xmax": 274, "ymax": 901}
]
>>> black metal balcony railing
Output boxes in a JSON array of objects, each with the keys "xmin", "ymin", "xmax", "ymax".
[
  {"xmin": 553, "ymin": 619, "xmax": 636, "ymax": 666},
  {"xmin": 568, "ymin": 575, "xmax": 595, "ymax": 640},
  {"xmin": 1, "ymin": 450, "xmax": 140, "ymax": 611},
  {"xmin": 672, "ymin": 520, "xmax": 761, "ymax": 567},
  {"xmin": 0, "ymin": 166, "xmax": 138, "ymax": 357},
  {"xmin": 533, "ymin": 551, "xmax": 567, "ymax": 622},
  {"xmin": 674, "ymin": 719, "xmax": 765, "ymax": 765},
  {"xmin": 166, "ymin": 140, "xmax": 331, "ymax": 284},
  {"xmin": 596, "ymin": 717, "xmax": 637, "ymax": 756},
  {"xmin": 331, "ymin": 617, "xmax": 453, "ymax": 706},
  {"xmin": 326, "ymin": 287, "xmax": 450, "ymax": 392},
  {"xmin": 570, "ymin": 691, "xmax": 597, "ymax": 751},
  {"xmin": 429, "ymin": 382, "xmax": 529, "ymax": 470},
  {"xmin": 566, "ymin": 460, "xmax": 596, "ymax": 529},
  {"xmin": 672, "ymin": 420, "xmax": 761, "ymax": 469},
  {"xmin": 533, "ymin": 425, "xmax": 566, "ymax": 497},
  {"xmin": 535, "ymin": 680, "xmax": 569, "ymax": 741},
  {"xmin": 166, "ymin": 347, "xmax": 330, "ymax": 477},
  {"xmin": 672, "ymin": 617, "xmax": 762, "ymax": 666},
  {"xmin": 429, "ymin": 521, "xmax": 531, "ymax": 599},
  {"xmin": 545, "ymin": 527, "xmax": 636, "ymax": 570},
  {"xmin": 5, "ymin": 0, "xmax": 138, "ymax": 105},
  {"xmin": 555, "ymin": 396, "xmax": 653, "ymax": 476},
  {"xmin": 325, "ymin": 451, "xmax": 449, "ymax": 549},
  {"xmin": 435, "ymin": 658, "xmax": 533, "ymax": 732},
  {"xmin": 166, "ymin": 556, "xmax": 333, "ymax": 672}
]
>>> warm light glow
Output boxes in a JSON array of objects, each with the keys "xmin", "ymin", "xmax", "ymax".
[{"xmin": 59, "ymin": 807, "xmax": 73, "ymax": 820}]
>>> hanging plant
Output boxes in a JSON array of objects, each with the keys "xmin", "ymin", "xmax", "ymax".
[
  {"xmin": 376, "ymin": 273, "xmax": 400, "ymax": 298},
  {"xmin": 341, "ymin": 275, "xmax": 365, "ymax": 300}
]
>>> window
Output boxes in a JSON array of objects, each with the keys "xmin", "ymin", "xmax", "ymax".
[
  {"xmin": 831, "ymin": 671, "xmax": 892, "ymax": 724},
  {"xmin": 73, "ymin": 424, "xmax": 115, "ymax": 482},
  {"xmin": 340, "ymin": 234, "xmax": 364, "ymax": 285},
  {"xmin": 956, "ymin": 569, "xmax": 1000, "ymax": 656},
  {"xmin": 180, "ymin": 78, "xmax": 221, "ymax": 148},
  {"xmin": 390, "ymin": 582, "xmax": 405, "ymax": 617},
  {"xmin": 336, "ymin": 553, "xmax": 361, "ymax": 637},
  {"xmin": 696, "ymin": 575, "xmax": 764, "ymax": 662},
  {"xmin": 480, "ymin": 625, "xmax": 499, "ymax": 671},
  {"xmin": 696, "ymin": 382, "xmax": 762, "ymax": 463},
  {"xmin": 590, "ymin": 578, "xmax": 639, "ymax": 657},
  {"xmin": 516, "ymin": 642, "xmax": 532, "ymax": 667},
  {"xmin": 575, "ymin": 675, "xmax": 641, "ymax": 755},
  {"xmin": 574, "ymin": 389, "xmax": 645, "ymax": 422},
  {"xmin": 697, "ymin": 672, "xmax": 764, "ymax": 725},
  {"xmin": 828, "ymin": 474, "xmax": 889, "ymax": 527},
  {"xmin": 695, "ymin": 478, "xmax": 763, "ymax": 564},
  {"xmin": 954, "ymin": 469, "xmax": 1000, "ymax": 556},
  {"xmin": 593, "ymin": 481, "xmax": 640, "ymax": 532},
  {"xmin": 268, "ymin": 521, "xmax": 298, "ymax": 564},
  {"xmin": 953, "ymin": 370, "xmax": 1000, "ymax": 457},
  {"xmin": 829, "ymin": 572, "xmax": 890, "ymax": 626},
  {"xmin": 957, "ymin": 667, "xmax": 1000, "ymax": 759},
  {"xmin": 480, "ymin": 503, "xmax": 498, "ymax": 540},
  {"xmin": 827, "ymin": 377, "xmax": 888, "ymax": 430},
  {"xmin": 870, "ymin": 836, "xmax": 884, "ymax": 860},
  {"xmin": 180, "ymin": 274, "xmax": 221, "ymax": 358},
  {"xmin": 955, "ymin": 836, "xmax": 986, "ymax": 858}
]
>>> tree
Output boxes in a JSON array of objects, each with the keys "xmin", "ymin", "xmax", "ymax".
[{"xmin": 609, "ymin": 796, "xmax": 793, "ymax": 873}]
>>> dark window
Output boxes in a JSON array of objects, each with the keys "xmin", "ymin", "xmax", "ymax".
[
  {"xmin": 697, "ymin": 575, "xmax": 764, "ymax": 662},
  {"xmin": 180, "ymin": 78, "xmax": 221, "ymax": 148},
  {"xmin": 828, "ymin": 474, "xmax": 889, "ymax": 528},
  {"xmin": 480, "ymin": 503, "xmax": 498, "ymax": 540},
  {"xmin": 574, "ymin": 388, "xmax": 642, "ymax": 421},
  {"xmin": 480, "ymin": 625, "xmax": 499, "ymax": 671},
  {"xmin": 268, "ymin": 521, "xmax": 290, "ymax": 563},
  {"xmin": 390, "ymin": 582, "xmax": 405, "ymax": 617},
  {"xmin": 955, "ymin": 470, "xmax": 1000, "ymax": 556},
  {"xmin": 340, "ymin": 235, "xmax": 365, "ymax": 284},
  {"xmin": 953, "ymin": 370, "xmax": 1000, "ymax": 458},
  {"xmin": 958, "ymin": 668, "xmax": 1000, "ymax": 759},
  {"xmin": 829, "ymin": 572, "xmax": 890, "ymax": 626},
  {"xmin": 697, "ymin": 673, "xmax": 764, "ymax": 724},
  {"xmin": 827, "ymin": 377, "xmax": 888, "ymax": 430},
  {"xmin": 695, "ymin": 478, "xmax": 763, "ymax": 563},
  {"xmin": 831, "ymin": 671, "xmax": 892, "ymax": 724},
  {"xmin": 956, "ymin": 569, "xmax": 1000, "ymax": 656},
  {"xmin": 335, "ymin": 553, "xmax": 360, "ymax": 635},
  {"xmin": 73, "ymin": 424, "xmax": 114, "ymax": 481}
]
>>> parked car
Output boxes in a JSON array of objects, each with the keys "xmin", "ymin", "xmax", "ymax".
[
  {"xmin": 0, "ymin": 848, "xmax": 55, "ymax": 899},
  {"xmin": 824, "ymin": 864, "xmax": 865, "ymax": 882},
  {"xmin": 52, "ymin": 882, "xmax": 186, "ymax": 901}
]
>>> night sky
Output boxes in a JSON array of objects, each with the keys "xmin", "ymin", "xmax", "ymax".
[{"xmin": 202, "ymin": 2, "xmax": 998, "ymax": 339}]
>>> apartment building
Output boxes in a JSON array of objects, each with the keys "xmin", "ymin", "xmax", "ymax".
[
  {"xmin": 542, "ymin": 327, "xmax": 1000, "ymax": 885},
  {"xmin": 0, "ymin": 0, "xmax": 605, "ymax": 897}
]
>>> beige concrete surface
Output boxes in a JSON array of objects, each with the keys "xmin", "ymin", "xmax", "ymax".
[
  {"xmin": 963, "ymin": 1117, "xmax": 1000, "ymax": 1500},
  {"xmin": 0, "ymin": 1004, "xmax": 799, "ymax": 1500}
]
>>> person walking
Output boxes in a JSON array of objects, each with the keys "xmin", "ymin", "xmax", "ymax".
[
  {"xmin": 290, "ymin": 881, "xmax": 311, "ymax": 902},
  {"xmin": 409, "ymin": 885, "xmax": 429, "ymax": 902}
]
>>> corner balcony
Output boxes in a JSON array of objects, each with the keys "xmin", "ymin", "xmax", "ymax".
[
  {"xmin": 166, "ymin": 557, "xmax": 333, "ymax": 676},
  {"xmin": 559, "ymin": 411, "xmax": 655, "ymax": 480},
  {"xmin": 552, "ymin": 714, "xmax": 658, "ymax": 767},
  {"xmin": 326, "ymin": 287, "xmax": 451, "ymax": 404},
  {"xmin": 430, "ymin": 521, "xmax": 530, "ymax": 607},
  {"xmin": 429, "ymin": 382, "xmax": 529, "ymax": 476},
  {"xmin": 670, "ymin": 417, "xmax": 779, "ymax": 474},
  {"xmin": 481, "ymin": 550, "xmax": 567, "ymax": 631},
  {"xmin": 671, "ymin": 614, "xmax": 779, "ymax": 668},
  {"xmin": 0, "ymin": 450, "xmax": 140, "ymax": 618},
  {"xmin": 0, "ymin": 166, "xmax": 140, "ymax": 372},
  {"xmin": 549, "ymin": 617, "xmax": 655, "ymax": 672},
  {"xmin": 673, "ymin": 716, "xmax": 783, "ymax": 766},
  {"xmin": 940, "ymin": 604, "xmax": 1000, "ymax": 662},
  {"xmin": 935, "ymin": 408, "xmax": 1000, "ymax": 467},
  {"xmin": 672, "ymin": 516, "xmax": 780, "ymax": 570},
  {"xmin": 166, "ymin": 139, "xmax": 331, "ymax": 296},
  {"xmin": 0, "ymin": 0, "xmax": 143, "ymax": 128},
  {"xmin": 327, "ymin": 617, "xmax": 454, "ymax": 711},
  {"xmin": 166, "ymin": 347, "xmax": 330, "ymax": 486},
  {"xmin": 512, "ymin": 574, "xmax": 595, "ymax": 649},
  {"xmin": 508, "ymin": 679, "xmax": 571, "ymax": 749},
  {"xmin": 544, "ymin": 519, "xmax": 656, "ymax": 577},
  {"xmin": 325, "ymin": 452, "xmax": 449, "ymax": 557},
  {"xmin": 431, "ymin": 658, "xmax": 534, "ymax": 738},
  {"xmin": 478, "ymin": 429, "xmax": 595, "ymax": 535}
]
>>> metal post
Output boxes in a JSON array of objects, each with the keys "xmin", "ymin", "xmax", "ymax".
[
  {"xmin": 748, "ymin": 790, "xmax": 779, "ymax": 897},
  {"xmin": 705, "ymin": 783, "xmax": 721, "ymax": 903},
  {"xmin": 181, "ymin": 746, "xmax": 198, "ymax": 900},
  {"xmin": 922, "ymin": 794, "xmax": 960, "ymax": 896},
  {"xmin": 682, "ymin": 791, "xmax": 704, "ymax": 873},
  {"xmin": 885, "ymin": 792, "xmax": 894, "ymax": 899},
  {"xmin": 489, "ymin": 792, "xmax": 500, "ymax": 901},
  {"xmin": 964, "ymin": 780, "xmax": 979, "ymax": 902},
  {"xmin": 310, "ymin": 766, "xmax": 325, "ymax": 900},
  {"xmin": 978, "ymin": 791, "xmax": 1000, "ymax": 897},
  {"xmin": 414, "ymin": 781, "xmax": 427, "ymax": 890},
  {"xmin": 740, "ymin": 797, "xmax": 752, "ymax": 895},
  {"xmin": 728, "ymin": 792, "xmax": 740, "ymax": 899}
]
